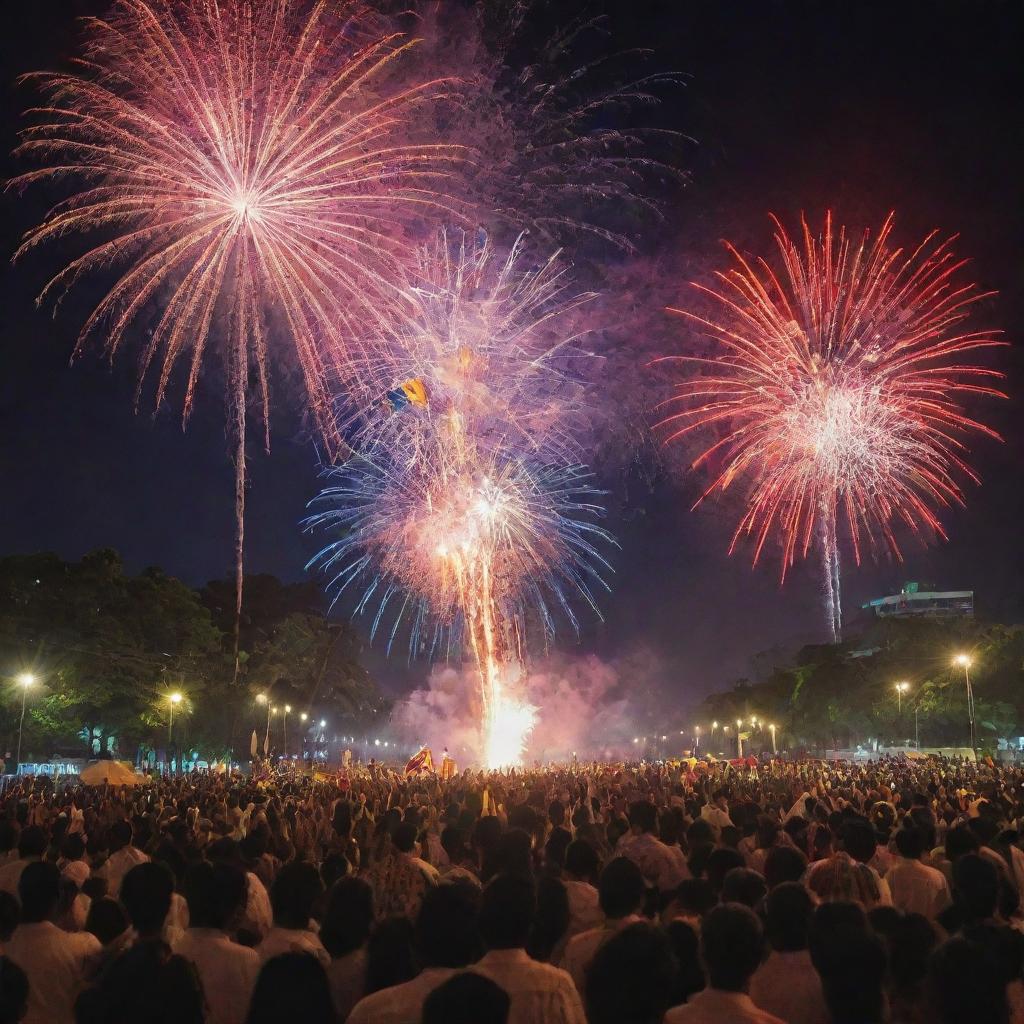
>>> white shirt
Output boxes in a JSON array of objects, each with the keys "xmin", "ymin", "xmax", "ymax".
[
  {"xmin": 472, "ymin": 949, "xmax": 586, "ymax": 1024},
  {"xmin": 666, "ymin": 988, "xmax": 787, "ymax": 1024},
  {"xmin": 0, "ymin": 857, "xmax": 37, "ymax": 895},
  {"xmin": 257, "ymin": 925, "xmax": 329, "ymax": 966},
  {"xmin": 750, "ymin": 949, "xmax": 829, "ymax": 1024},
  {"xmin": 884, "ymin": 857, "xmax": 952, "ymax": 919},
  {"xmin": 615, "ymin": 832, "xmax": 688, "ymax": 892},
  {"xmin": 241, "ymin": 871, "xmax": 272, "ymax": 939},
  {"xmin": 174, "ymin": 927, "xmax": 260, "ymax": 1024},
  {"xmin": 563, "ymin": 879, "xmax": 602, "ymax": 938},
  {"xmin": 5, "ymin": 921, "xmax": 101, "ymax": 1024},
  {"xmin": 561, "ymin": 914, "xmax": 643, "ymax": 992},
  {"xmin": 326, "ymin": 948, "xmax": 366, "ymax": 1022},
  {"xmin": 347, "ymin": 966, "xmax": 457, "ymax": 1024},
  {"xmin": 95, "ymin": 845, "xmax": 149, "ymax": 898}
]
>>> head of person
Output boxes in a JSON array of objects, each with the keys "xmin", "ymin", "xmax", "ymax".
[
  {"xmin": 597, "ymin": 857, "xmax": 645, "ymax": 921},
  {"xmin": 364, "ymin": 917, "xmax": 416, "ymax": 994},
  {"xmin": 665, "ymin": 920, "xmax": 705, "ymax": 1006},
  {"xmin": 422, "ymin": 972, "xmax": 510, "ymax": 1024},
  {"xmin": 108, "ymin": 820, "xmax": 133, "ymax": 852},
  {"xmin": 392, "ymin": 822, "xmax": 418, "ymax": 855},
  {"xmin": 927, "ymin": 936, "xmax": 1008, "ymax": 1024},
  {"xmin": 491, "ymin": 829, "xmax": 534, "ymax": 878},
  {"xmin": 764, "ymin": 845, "xmax": 808, "ymax": 889},
  {"xmin": 244, "ymin": 952, "xmax": 335, "ymax": 1024},
  {"xmin": 416, "ymin": 880, "xmax": 481, "ymax": 968},
  {"xmin": 564, "ymin": 838, "xmax": 600, "ymax": 883},
  {"xmin": 0, "ymin": 823, "xmax": 17, "ymax": 857},
  {"xmin": 320, "ymin": 877, "xmax": 373, "ymax": 959},
  {"xmin": 721, "ymin": 867, "xmax": 767, "ymax": 909},
  {"xmin": 85, "ymin": 895, "xmax": 129, "ymax": 946},
  {"xmin": 17, "ymin": 861, "xmax": 60, "ymax": 924},
  {"xmin": 839, "ymin": 817, "xmax": 877, "ymax": 864},
  {"xmin": 16, "ymin": 826, "xmax": 45, "ymax": 861},
  {"xmin": 628, "ymin": 801, "xmax": 658, "ymax": 836},
  {"xmin": 480, "ymin": 873, "xmax": 536, "ymax": 950},
  {"xmin": 527, "ymin": 876, "xmax": 570, "ymax": 962},
  {"xmin": 705, "ymin": 847, "xmax": 745, "ymax": 896},
  {"xmin": 60, "ymin": 832, "xmax": 86, "ymax": 863},
  {"xmin": 765, "ymin": 881, "xmax": 813, "ymax": 952},
  {"xmin": 585, "ymin": 923, "xmax": 677, "ymax": 1024},
  {"xmin": 270, "ymin": 861, "xmax": 323, "ymax": 930},
  {"xmin": 183, "ymin": 861, "xmax": 246, "ymax": 931},
  {"xmin": 669, "ymin": 879, "xmax": 716, "ymax": 923},
  {"xmin": 895, "ymin": 824, "xmax": 926, "ymax": 861},
  {"xmin": 945, "ymin": 824, "xmax": 980, "ymax": 862},
  {"xmin": 0, "ymin": 893, "xmax": 18, "ymax": 943},
  {"xmin": 441, "ymin": 825, "xmax": 469, "ymax": 864},
  {"xmin": 756, "ymin": 816, "xmax": 780, "ymax": 850},
  {"xmin": 816, "ymin": 923, "xmax": 888, "ymax": 1024},
  {"xmin": 700, "ymin": 903, "xmax": 764, "ymax": 992},
  {"xmin": 120, "ymin": 861, "xmax": 174, "ymax": 938},
  {"xmin": 953, "ymin": 853, "xmax": 999, "ymax": 923},
  {"xmin": 0, "ymin": 957, "xmax": 28, "ymax": 1024}
]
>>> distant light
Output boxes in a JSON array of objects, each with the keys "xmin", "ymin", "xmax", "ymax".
[
  {"xmin": 320, "ymin": 720, "xmax": 326, "ymax": 728},
  {"xmin": 17, "ymin": 673, "xmax": 35, "ymax": 687},
  {"xmin": 300, "ymin": 712, "xmax": 308, "ymax": 722},
  {"xmin": 954, "ymin": 653, "xmax": 972, "ymax": 668},
  {"xmin": 255, "ymin": 693, "xmax": 268, "ymax": 704},
  {"xmin": 169, "ymin": 692, "xmax": 183, "ymax": 705},
  {"xmin": 374, "ymin": 739, "xmax": 380, "ymax": 746},
  {"xmin": 284, "ymin": 704, "xmax": 292, "ymax": 713}
]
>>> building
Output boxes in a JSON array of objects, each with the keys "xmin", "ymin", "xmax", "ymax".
[{"xmin": 861, "ymin": 581, "xmax": 973, "ymax": 619}]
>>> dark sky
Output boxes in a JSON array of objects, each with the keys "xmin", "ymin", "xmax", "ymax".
[{"xmin": 1, "ymin": 1, "xmax": 1022, "ymax": 703}]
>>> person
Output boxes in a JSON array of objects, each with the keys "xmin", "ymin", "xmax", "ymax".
[
  {"xmin": 941, "ymin": 852, "xmax": 1000, "ymax": 932},
  {"xmin": 885, "ymin": 824, "xmax": 952, "ymax": 920},
  {"xmin": 365, "ymin": 824, "xmax": 433, "ymax": 921},
  {"xmin": 257, "ymin": 862, "xmax": 328, "ymax": 965},
  {"xmin": 93, "ymin": 821, "xmax": 148, "ymax": 900},
  {"xmin": 561, "ymin": 840, "xmax": 602, "ymax": 939},
  {"xmin": 3, "ymin": 862, "xmax": 101, "ymax": 1024},
  {"xmin": 0, "ymin": 827, "xmax": 45, "ymax": 897},
  {"xmin": 528, "ymin": 876, "xmax": 570, "ymax": 963},
  {"xmin": 0, "ymin": 892, "xmax": 18, "ymax": 953},
  {"xmin": 561, "ymin": 857, "xmax": 645, "ymax": 992},
  {"xmin": 809, "ymin": 905, "xmax": 887, "ymax": 1024},
  {"xmin": 422, "ymin": 972, "xmax": 510, "ymax": 1024},
  {"xmin": 721, "ymin": 867, "xmax": 767, "ymax": 909},
  {"xmin": 750, "ymin": 883, "xmax": 828, "ymax": 1024},
  {"xmin": 120, "ymin": 861, "xmax": 176, "ymax": 945},
  {"xmin": 320, "ymin": 877, "xmax": 373, "ymax": 1022},
  {"xmin": 926, "ymin": 936, "xmax": 1009, "ymax": 1024},
  {"xmin": 700, "ymin": 790, "xmax": 734, "ymax": 836},
  {"xmin": 348, "ymin": 881, "xmax": 481, "ymax": 1024},
  {"xmin": 244, "ymin": 951, "xmax": 336, "ymax": 1024},
  {"xmin": 584, "ymin": 922, "xmax": 677, "ymax": 1024},
  {"xmin": 763, "ymin": 845, "xmax": 808, "ymax": 890},
  {"xmin": 175, "ymin": 861, "xmax": 259, "ymax": 1024},
  {"xmin": 664, "ymin": 903, "xmax": 784, "ymax": 1024},
  {"xmin": 439, "ymin": 826, "xmax": 481, "ymax": 888},
  {"xmin": 664, "ymin": 920, "xmax": 704, "ymax": 1007},
  {"xmin": 616, "ymin": 801, "xmax": 687, "ymax": 894},
  {"xmin": 472, "ymin": 874, "xmax": 585, "ymax": 1024},
  {"xmin": 0, "ymin": 956, "xmax": 28, "ymax": 1024},
  {"xmin": 806, "ymin": 817, "xmax": 892, "ymax": 909}
]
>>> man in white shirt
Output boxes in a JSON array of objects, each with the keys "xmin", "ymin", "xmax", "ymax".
[
  {"xmin": 666, "ymin": 903, "xmax": 785, "ymax": 1024},
  {"xmin": 562, "ymin": 856, "xmax": 646, "ymax": 993},
  {"xmin": 175, "ymin": 861, "xmax": 259, "ymax": 1024},
  {"xmin": 348, "ymin": 881, "xmax": 480, "ymax": 1024},
  {"xmin": 884, "ymin": 825, "xmax": 951, "ymax": 919},
  {"xmin": 615, "ymin": 800, "xmax": 688, "ymax": 894},
  {"xmin": 0, "ymin": 825, "xmax": 46, "ymax": 896},
  {"xmin": 562, "ymin": 840, "xmax": 602, "ymax": 940},
  {"xmin": 94, "ymin": 820, "xmax": 149, "ymax": 899},
  {"xmin": 806, "ymin": 817, "xmax": 893, "ymax": 910},
  {"xmin": 700, "ymin": 790, "xmax": 736, "ymax": 836},
  {"xmin": 750, "ymin": 883, "xmax": 829, "ymax": 1024},
  {"xmin": 5, "ymin": 861, "xmax": 101, "ymax": 1024},
  {"xmin": 257, "ymin": 861, "xmax": 329, "ymax": 966},
  {"xmin": 472, "ymin": 874, "xmax": 585, "ymax": 1024}
]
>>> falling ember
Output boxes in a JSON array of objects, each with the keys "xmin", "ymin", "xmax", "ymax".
[
  {"xmin": 657, "ymin": 212, "xmax": 1005, "ymax": 642},
  {"xmin": 11, "ymin": 0, "xmax": 463, "ymax": 672}
]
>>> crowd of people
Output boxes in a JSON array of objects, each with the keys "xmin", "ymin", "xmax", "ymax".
[{"xmin": 1, "ymin": 754, "xmax": 1024, "ymax": 1024}]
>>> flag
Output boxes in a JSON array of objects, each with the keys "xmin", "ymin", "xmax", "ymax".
[{"xmin": 404, "ymin": 746, "xmax": 433, "ymax": 777}]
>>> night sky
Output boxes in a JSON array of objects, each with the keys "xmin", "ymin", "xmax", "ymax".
[{"xmin": 1, "ymin": 1, "xmax": 1021, "ymax": 704}]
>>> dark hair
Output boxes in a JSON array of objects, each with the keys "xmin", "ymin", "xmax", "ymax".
[
  {"xmin": 364, "ymin": 918, "xmax": 416, "ymax": 994},
  {"xmin": 422, "ymin": 972, "xmax": 510, "ymax": 1024},
  {"xmin": 120, "ymin": 862, "xmax": 174, "ymax": 936},
  {"xmin": 665, "ymin": 920, "xmax": 705, "ymax": 1006},
  {"xmin": 393, "ymin": 822, "xmax": 418, "ymax": 854},
  {"xmin": 585, "ymin": 923, "xmax": 676, "ymax": 1024},
  {"xmin": 18, "ymin": 861, "xmax": 60, "ymax": 922},
  {"xmin": 480, "ymin": 874, "xmax": 536, "ymax": 950},
  {"xmin": 16, "ymin": 825, "xmax": 46, "ymax": 860},
  {"xmin": 927, "ymin": 937, "xmax": 1008, "ymax": 1024},
  {"xmin": 321, "ymin": 877, "xmax": 373, "ymax": 959},
  {"xmin": 944, "ymin": 824, "xmax": 980, "ymax": 862},
  {"xmin": 0, "ymin": 823, "xmax": 17, "ymax": 855},
  {"xmin": 816, "ymin": 925, "xmax": 888, "ymax": 1024},
  {"xmin": 441, "ymin": 825, "xmax": 469, "ymax": 862},
  {"xmin": 895, "ymin": 825, "xmax": 925, "ymax": 860},
  {"xmin": 720, "ymin": 867, "xmax": 767, "ymax": 909},
  {"xmin": 244, "ymin": 953, "xmax": 335, "ymax": 1024},
  {"xmin": 765, "ymin": 881, "xmax": 813, "ymax": 952},
  {"xmin": 0, "ymin": 893, "xmax": 18, "ymax": 943},
  {"xmin": 85, "ymin": 895, "xmax": 129, "ymax": 946},
  {"xmin": 628, "ymin": 801, "xmax": 658, "ymax": 835},
  {"xmin": 0, "ymin": 957, "xmax": 28, "ymax": 1024},
  {"xmin": 597, "ymin": 858, "xmax": 645, "ymax": 919},
  {"xmin": 764, "ymin": 845, "xmax": 808, "ymax": 889},
  {"xmin": 270, "ymin": 862, "xmax": 323, "ymax": 930},
  {"xmin": 705, "ymin": 848, "xmax": 745, "ymax": 895},
  {"xmin": 953, "ymin": 853, "xmax": 999, "ymax": 923},
  {"xmin": 108, "ymin": 820, "xmax": 133, "ymax": 850},
  {"xmin": 700, "ymin": 903, "xmax": 764, "ymax": 991},
  {"xmin": 183, "ymin": 861, "xmax": 247, "ymax": 931},
  {"xmin": 61, "ymin": 833, "xmax": 86, "ymax": 862},
  {"xmin": 840, "ymin": 817, "xmax": 877, "ymax": 864},
  {"xmin": 416, "ymin": 881, "xmax": 481, "ymax": 968},
  {"xmin": 564, "ymin": 839, "xmax": 599, "ymax": 881},
  {"xmin": 527, "ymin": 876, "xmax": 569, "ymax": 963},
  {"xmin": 491, "ymin": 829, "xmax": 533, "ymax": 879},
  {"xmin": 672, "ymin": 879, "xmax": 716, "ymax": 919}
]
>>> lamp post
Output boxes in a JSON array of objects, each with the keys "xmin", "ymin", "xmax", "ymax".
[
  {"xmin": 167, "ymin": 692, "xmax": 182, "ymax": 775},
  {"xmin": 283, "ymin": 705, "xmax": 291, "ymax": 758},
  {"xmin": 769, "ymin": 723, "xmax": 777, "ymax": 755},
  {"xmin": 954, "ymin": 654, "xmax": 976, "ymax": 756},
  {"xmin": 15, "ymin": 673, "xmax": 35, "ymax": 769},
  {"xmin": 300, "ymin": 712, "xmax": 308, "ymax": 758},
  {"xmin": 895, "ymin": 681, "xmax": 909, "ymax": 716},
  {"xmin": 711, "ymin": 721, "xmax": 718, "ymax": 752},
  {"xmin": 256, "ymin": 694, "xmax": 271, "ymax": 756},
  {"xmin": 736, "ymin": 718, "xmax": 743, "ymax": 758},
  {"xmin": 694, "ymin": 726, "xmax": 700, "ymax": 754}
]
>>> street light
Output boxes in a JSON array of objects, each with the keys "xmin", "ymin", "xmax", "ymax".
[
  {"xmin": 694, "ymin": 725, "xmax": 701, "ymax": 754},
  {"xmin": 768, "ymin": 723, "xmax": 777, "ymax": 754},
  {"xmin": 895, "ymin": 681, "xmax": 909, "ymax": 716},
  {"xmin": 736, "ymin": 718, "xmax": 743, "ymax": 758},
  {"xmin": 283, "ymin": 705, "xmax": 292, "ymax": 757},
  {"xmin": 953, "ymin": 654, "xmax": 976, "ymax": 756},
  {"xmin": 166, "ymin": 692, "xmax": 183, "ymax": 776},
  {"xmin": 15, "ymin": 673, "xmax": 35, "ymax": 769},
  {"xmin": 256, "ymin": 694, "xmax": 272, "ymax": 756}
]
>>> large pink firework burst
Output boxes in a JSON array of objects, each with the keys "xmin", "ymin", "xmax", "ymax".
[
  {"xmin": 11, "ymin": 0, "xmax": 463, "ymax": 668},
  {"xmin": 657, "ymin": 213, "xmax": 1006, "ymax": 640}
]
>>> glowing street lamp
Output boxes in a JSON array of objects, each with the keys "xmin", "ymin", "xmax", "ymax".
[
  {"xmin": 15, "ymin": 673, "xmax": 35, "ymax": 768},
  {"xmin": 768, "ymin": 723, "xmax": 777, "ymax": 754},
  {"xmin": 953, "ymin": 654, "xmax": 976, "ymax": 755},
  {"xmin": 694, "ymin": 725, "xmax": 701, "ymax": 754},
  {"xmin": 283, "ymin": 705, "xmax": 292, "ymax": 757},
  {"xmin": 895, "ymin": 681, "xmax": 909, "ymax": 715}
]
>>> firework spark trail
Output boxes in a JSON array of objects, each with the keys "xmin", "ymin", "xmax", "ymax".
[
  {"xmin": 11, "ymin": 0, "xmax": 465, "ymax": 673},
  {"xmin": 657, "ymin": 213, "xmax": 1006, "ymax": 641}
]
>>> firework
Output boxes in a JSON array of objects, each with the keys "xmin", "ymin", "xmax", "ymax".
[
  {"xmin": 12, "ymin": 0, "xmax": 462, "ymax": 667},
  {"xmin": 657, "ymin": 213, "xmax": 1005, "ymax": 640}
]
